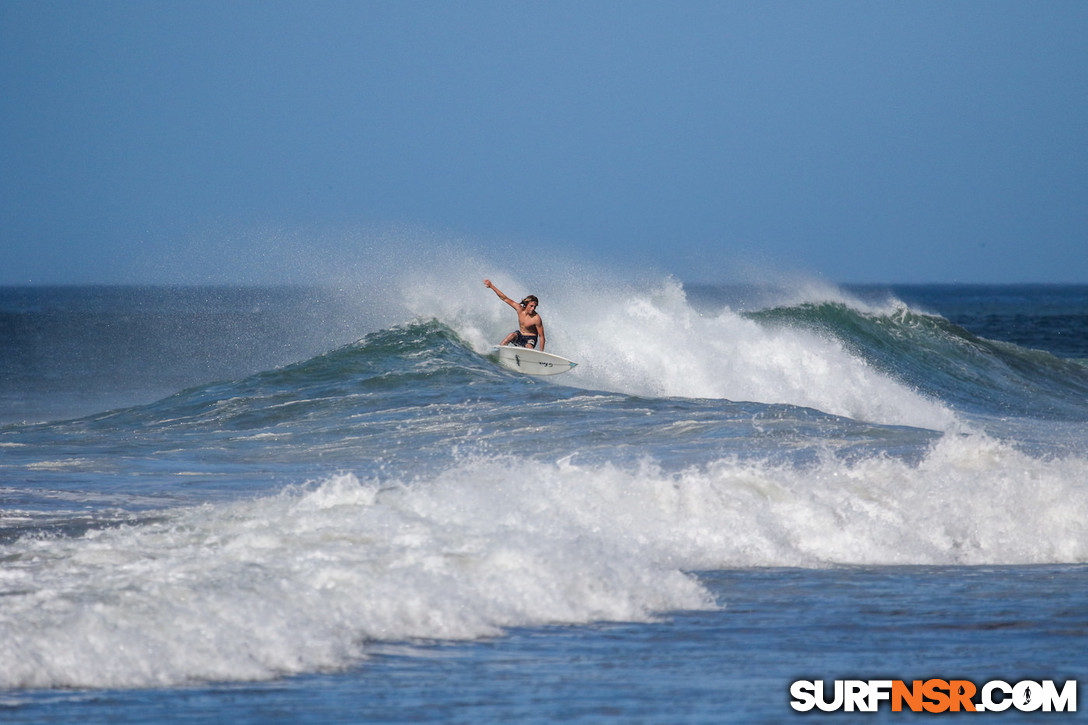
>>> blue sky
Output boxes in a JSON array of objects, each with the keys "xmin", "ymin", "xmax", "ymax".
[{"xmin": 2, "ymin": 0, "xmax": 1086, "ymax": 285}]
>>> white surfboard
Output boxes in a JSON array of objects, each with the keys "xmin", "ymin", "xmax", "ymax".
[{"xmin": 493, "ymin": 345, "xmax": 578, "ymax": 376}]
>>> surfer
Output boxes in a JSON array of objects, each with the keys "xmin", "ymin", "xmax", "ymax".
[{"xmin": 484, "ymin": 279, "xmax": 545, "ymax": 351}]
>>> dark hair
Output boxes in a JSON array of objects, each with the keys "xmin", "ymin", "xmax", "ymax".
[{"xmin": 520, "ymin": 295, "xmax": 539, "ymax": 309}]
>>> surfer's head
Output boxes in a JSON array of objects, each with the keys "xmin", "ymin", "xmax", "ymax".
[{"xmin": 520, "ymin": 295, "xmax": 539, "ymax": 311}]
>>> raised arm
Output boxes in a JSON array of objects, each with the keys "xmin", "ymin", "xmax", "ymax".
[{"xmin": 484, "ymin": 279, "xmax": 522, "ymax": 312}]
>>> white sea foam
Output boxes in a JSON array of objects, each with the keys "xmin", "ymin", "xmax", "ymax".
[
  {"xmin": 3, "ymin": 432, "xmax": 1085, "ymax": 690},
  {"xmin": 25, "ymin": 458, "xmax": 96, "ymax": 471},
  {"xmin": 0, "ymin": 470, "xmax": 708, "ymax": 689}
]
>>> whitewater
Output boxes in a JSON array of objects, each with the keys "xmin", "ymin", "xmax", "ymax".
[{"xmin": 1, "ymin": 274, "xmax": 1086, "ymax": 720}]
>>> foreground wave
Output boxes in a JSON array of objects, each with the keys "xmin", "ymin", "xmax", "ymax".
[{"xmin": 3, "ymin": 432, "xmax": 1087, "ymax": 689}]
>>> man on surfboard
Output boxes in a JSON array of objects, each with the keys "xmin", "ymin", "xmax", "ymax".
[{"xmin": 484, "ymin": 279, "xmax": 545, "ymax": 351}]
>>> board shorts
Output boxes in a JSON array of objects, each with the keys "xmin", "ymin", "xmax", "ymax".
[{"xmin": 511, "ymin": 331, "xmax": 538, "ymax": 348}]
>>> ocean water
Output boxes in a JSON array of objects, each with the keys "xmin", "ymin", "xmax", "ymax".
[{"xmin": 1, "ymin": 279, "xmax": 1086, "ymax": 722}]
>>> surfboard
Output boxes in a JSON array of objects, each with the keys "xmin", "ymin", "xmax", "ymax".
[{"xmin": 492, "ymin": 345, "xmax": 578, "ymax": 376}]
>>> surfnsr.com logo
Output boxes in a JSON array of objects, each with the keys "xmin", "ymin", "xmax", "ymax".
[{"xmin": 790, "ymin": 679, "xmax": 1077, "ymax": 713}]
